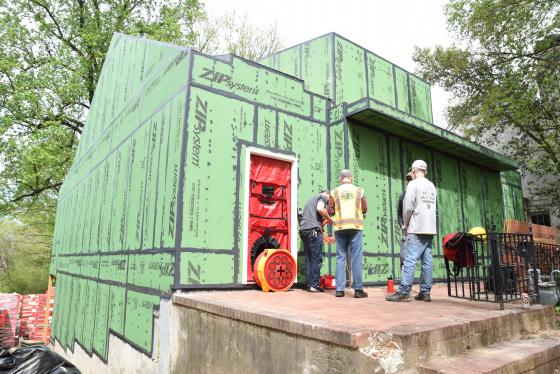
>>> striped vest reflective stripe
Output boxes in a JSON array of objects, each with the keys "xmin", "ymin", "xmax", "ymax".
[{"xmin": 331, "ymin": 184, "xmax": 364, "ymax": 231}]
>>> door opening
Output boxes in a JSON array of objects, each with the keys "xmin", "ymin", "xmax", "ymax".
[{"xmin": 242, "ymin": 149, "xmax": 297, "ymax": 283}]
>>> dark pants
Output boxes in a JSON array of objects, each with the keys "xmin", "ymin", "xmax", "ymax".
[{"xmin": 300, "ymin": 228, "xmax": 323, "ymax": 288}]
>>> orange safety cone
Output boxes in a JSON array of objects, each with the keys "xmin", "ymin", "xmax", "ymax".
[{"xmin": 387, "ymin": 276, "xmax": 394, "ymax": 293}]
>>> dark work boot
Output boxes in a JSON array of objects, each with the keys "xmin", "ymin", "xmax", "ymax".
[
  {"xmin": 386, "ymin": 292, "xmax": 411, "ymax": 302},
  {"xmin": 354, "ymin": 290, "xmax": 368, "ymax": 298},
  {"xmin": 335, "ymin": 291, "xmax": 345, "ymax": 297},
  {"xmin": 414, "ymin": 292, "xmax": 431, "ymax": 302}
]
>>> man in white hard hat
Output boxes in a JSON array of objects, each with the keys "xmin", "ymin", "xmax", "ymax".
[{"xmin": 387, "ymin": 160, "xmax": 437, "ymax": 302}]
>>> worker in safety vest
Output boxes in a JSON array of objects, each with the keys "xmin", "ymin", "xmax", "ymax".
[
  {"xmin": 387, "ymin": 160, "xmax": 437, "ymax": 302},
  {"xmin": 327, "ymin": 169, "xmax": 368, "ymax": 298}
]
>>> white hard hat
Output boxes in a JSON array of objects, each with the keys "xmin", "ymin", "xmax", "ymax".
[{"xmin": 410, "ymin": 160, "xmax": 427, "ymax": 171}]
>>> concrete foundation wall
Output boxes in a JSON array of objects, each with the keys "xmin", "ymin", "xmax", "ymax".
[{"xmin": 168, "ymin": 305, "xmax": 401, "ymax": 374}]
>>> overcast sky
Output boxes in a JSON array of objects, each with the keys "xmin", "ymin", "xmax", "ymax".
[{"xmin": 203, "ymin": 0, "xmax": 453, "ymax": 128}]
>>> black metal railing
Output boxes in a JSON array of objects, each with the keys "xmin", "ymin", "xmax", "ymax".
[
  {"xmin": 534, "ymin": 243, "xmax": 560, "ymax": 277},
  {"xmin": 445, "ymin": 231, "xmax": 540, "ymax": 309}
]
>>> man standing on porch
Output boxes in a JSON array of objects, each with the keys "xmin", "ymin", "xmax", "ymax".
[
  {"xmin": 387, "ymin": 160, "xmax": 437, "ymax": 302},
  {"xmin": 327, "ymin": 169, "xmax": 368, "ymax": 298},
  {"xmin": 299, "ymin": 190, "xmax": 332, "ymax": 292}
]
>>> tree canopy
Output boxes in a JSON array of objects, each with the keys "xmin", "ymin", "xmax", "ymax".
[{"xmin": 414, "ymin": 0, "xmax": 560, "ymax": 211}]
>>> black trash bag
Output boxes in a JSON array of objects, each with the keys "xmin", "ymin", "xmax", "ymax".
[{"xmin": 0, "ymin": 345, "xmax": 80, "ymax": 374}]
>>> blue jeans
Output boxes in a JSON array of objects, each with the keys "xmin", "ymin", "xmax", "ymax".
[
  {"xmin": 335, "ymin": 229, "xmax": 363, "ymax": 291},
  {"xmin": 400, "ymin": 229, "xmax": 407, "ymax": 270},
  {"xmin": 398, "ymin": 234, "xmax": 433, "ymax": 295},
  {"xmin": 300, "ymin": 229, "xmax": 323, "ymax": 288}
]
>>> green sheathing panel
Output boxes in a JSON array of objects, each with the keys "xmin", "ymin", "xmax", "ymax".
[
  {"xmin": 329, "ymin": 122, "xmax": 346, "ymax": 188},
  {"xmin": 394, "ymin": 67, "xmax": 410, "ymax": 113},
  {"xmin": 260, "ymin": 35, "xmax": 333, "ymax": 99},
  {"xmin": 432, "ymin": 153, "xmax": 462, "ymax": 278},
  {"xmin": 388, "ymin": 136, "xmax": 405, "ymax": 279},
  {"xmin": 124, "ymin": 291, "xmax": 160, "ymax": 353},
  {"xmin": 347, "ymin": 123, "xmax": 392, "ymax": 282},
  {"xmin": 461, "ymin": 162, "xmax": 486, "ymax": 230},
  {"xmin": 93, "ymin": 283, "xmax": 110, "ymax": 358},
  {"xmin": 334, "ymin": 36, "xmax": 367, "ymax": 105},
  {"xmin": 312, "ymin": 96, "xmax": 328, "ymax": 123},
  {"xmin": 483, "ymin": 170, "xmax": 505, "ymax": 231},
  {"xmin": 501, "ymin": 171, "xmax": 525, "ymax": 221},
  {"xmin": 179, "ymin": 252, "xmax": 235, "ymax": 285},
  {"xmin": 127, "ymin": 253, "xmax": 175, "ymax": 292},
  {"xmin": 191, "ymin": 53, "xmax": 318, "ymax": 118},
  {"xmin": 302, "ymin": 36, "xmax": 333, "ymax": 98},
  {"xmin": 409, "ymin": 75, "xmax": 433, "ymax": 123},
  {"xmin": 367, "ymin": 53, "xmax": 395, "ymax": 107},
  {"xmin": 402, "ymin": 142, "xmax": 432, "ymax": 172},
  {"xmin": 277, "ymin": 112, "xmax": 327, "ymax": 196},
  {"xmin": 180, "ymin": 86, "xmax": 253, "ymax": 250},
  {"xmin": 259, "ymin": 45, "xmax": 300, "ymax": 78},
  {"xmin": 255, "ymin": 108, "xmax": 276, "ymax": 147},
  {"xmin": 51, "ymin": 34, "xmax": 189, "ymax": 361},
  {"xmin": 433, "ymin": 154, "xmax": 464, "ymax": 235}
]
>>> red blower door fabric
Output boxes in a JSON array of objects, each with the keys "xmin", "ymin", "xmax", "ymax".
[{"xmin": 247, "ymin": 154, "xmax": 291, "ymax": 281}]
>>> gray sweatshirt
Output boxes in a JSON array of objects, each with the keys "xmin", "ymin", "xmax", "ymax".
[{"xmin": 403, "ymin": 177, "xmax": 437, "ymax": 235}]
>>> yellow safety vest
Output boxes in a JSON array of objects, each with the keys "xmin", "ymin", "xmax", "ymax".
[{"xmin": 331, "ymin": 184, "xmax": 364, "ymax": 231}]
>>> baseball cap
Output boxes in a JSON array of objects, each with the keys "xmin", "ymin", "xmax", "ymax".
[
  {"xmin": 405, "ymin": 171, "xmax": 413, "ymax": 181},
  {"xmin": 410, "ymin": 160, "xmax": 427, "ymax": 171},
  {"xmin": 339, "ymin": 169, "xmax": 352, "ymax": 179}
]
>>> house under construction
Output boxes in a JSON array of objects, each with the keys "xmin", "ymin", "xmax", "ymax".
[{"xmin": 48, "ymin": 32, "xmax": 525, "ymax": 371}]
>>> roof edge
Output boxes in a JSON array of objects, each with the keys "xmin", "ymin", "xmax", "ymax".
[{"xmin": 345, "ymin": 98, "xmax": 518, "ymax": 171}]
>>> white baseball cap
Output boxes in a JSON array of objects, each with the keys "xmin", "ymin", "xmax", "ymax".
[{"xmin": 410, "ymin": 160, "xmax": 427, "ymax": 171}]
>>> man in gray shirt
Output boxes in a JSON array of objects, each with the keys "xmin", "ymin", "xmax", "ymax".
[
  {"xmin": 387, "ymin": 160, "xmax": 437, "ymax": 302},
  {"xmin": 299, "ymin": 190, "xmax": 332, "ymax": 292}
]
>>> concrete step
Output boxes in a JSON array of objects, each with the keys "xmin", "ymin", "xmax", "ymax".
[
  {"xmin": 418, "ymin": 332, "xmax": 560, "ymax": 374},
  {"xmin": 388, "ymin": 303, "xmax": 554, "ymax": 368}
]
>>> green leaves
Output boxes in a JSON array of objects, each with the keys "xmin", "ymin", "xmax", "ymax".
[
  {"xmin": 414, "ymin": 0, "xmax": 560, "ymax": 213},
  {"xmin": 0, "ymin": 218, "xmax": 52, "ymax": 294}
]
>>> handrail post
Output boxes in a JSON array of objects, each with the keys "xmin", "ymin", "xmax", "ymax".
[{"xmin": 489, "ymin": 230, "xmax": 504, "ymax": 310}]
